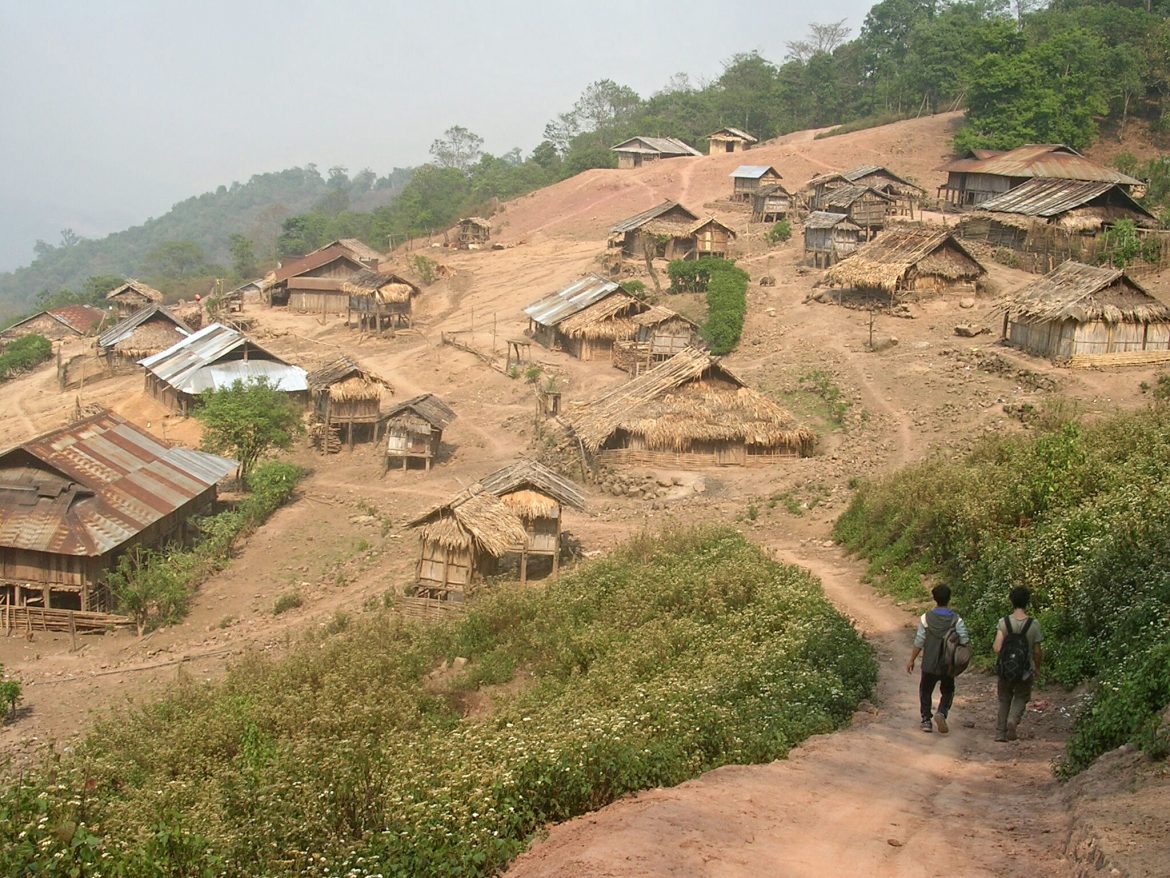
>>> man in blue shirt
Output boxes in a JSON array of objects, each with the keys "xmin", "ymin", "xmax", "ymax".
[{"xmin": 906, "ymin": 585, "xmax": 970, "ymax": 734}]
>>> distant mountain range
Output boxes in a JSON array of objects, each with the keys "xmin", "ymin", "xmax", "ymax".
[{"xmin": 0, "ymin": 165, "xmax": 411, "ymax": 323}]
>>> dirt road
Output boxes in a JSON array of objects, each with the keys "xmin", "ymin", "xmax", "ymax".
[{"xmin": 506, "ymin": 541, "xmax": 1076, "ymax": 878}]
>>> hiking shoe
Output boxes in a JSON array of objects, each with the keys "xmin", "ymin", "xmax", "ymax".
[
  {"xmin": 921, "ymin": 719, "xmax": 933, "ymax": 733},
  {"xmin": 994, "ymin": 734, "xmax": 1008, "ymax": 743},
  {"xmin": 934, "ymin": 713, "xmax": 949, "ymax": 734},
  {"xmin": 1006, "ymin": 722, "xmax": 1018, "ymax": 741}
]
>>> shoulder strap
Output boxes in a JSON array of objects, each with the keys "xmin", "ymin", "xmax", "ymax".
[
  {"xmin": 1020, "ymin": 617, "xmax": 1032, "ymax": 636},
  {"xmin": 1002, "ymin": 614, "xmax": 1012, "ymax": 634}
]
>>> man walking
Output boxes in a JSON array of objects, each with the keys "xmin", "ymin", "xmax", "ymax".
[
  {"xmin": 993, "ymin": 586, "xmax": 1043, "ymax": 742},
  {"xmin": 906, "ymin": 585, "xmax": 970, "ymax": 733}
]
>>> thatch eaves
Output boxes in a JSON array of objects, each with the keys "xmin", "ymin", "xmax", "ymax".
[
  {"xmin": 1001, "ymin": 261, "xmax": 1170, "ymax": 324},
  {"xmin": 842, "ymin": 165, "xmax": 925, "ymax": 194},
  {"xmin": 822, "ymin": 184, "xmax": 896, "ymax": 210},
  {"xmin": 688, "ymin": 217, "xmax": 737, "ymax": 238},
  {"xmin": 630, "ymin": 305, "xmax": 698, "ymax": 329},
  {"xmin": 804, "ymin": 211, "xmax": 860, "ymax": 232},
  {"xmin": 824, "ymin": 226, "xmax": 985, "ymax": 293},
  {"xmin": 306, "ymin": 355, "xmax": 393, "ymax": 398},
  {"xmin": 476, "ymin": 460, "xmax": 586, "ymax": 511},
  {"xmin": 340, "ymin": 269, "xmax": 419, "ymax": 303},
  {"xmin": 556, "ymin": 291, "xmax": 644, "ymax": 340},
  {"xmin": 416, "ymin": 492, "xmax": 528, "ymax": 558}
]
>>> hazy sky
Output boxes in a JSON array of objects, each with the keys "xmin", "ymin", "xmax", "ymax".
[{"xmin": 0, "ymin": 0, "xmax": 874, "ymax": 272}]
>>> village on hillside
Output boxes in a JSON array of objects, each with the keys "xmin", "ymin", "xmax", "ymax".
[{"xmin": 2, "ymin": 107, "xmax": 1170, "ymax": 876}]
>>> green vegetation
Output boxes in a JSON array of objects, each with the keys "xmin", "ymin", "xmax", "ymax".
[
  {"xmin": 766, "ymin": 220, "xmax": 792, "ymax": 244},
  {"xmin": 273, "ymin": 591, "xmax": 304, "ymax": 616},
  {"xmin": 667, "ymin": 258, "xmax": 749, "ymax": 355},
  {"xmin": 0, "ymin": 334, "xmax": 51, "ymax": 382},
  {"xmin": 110, "ymin": 461, "xmax": 303, "ymax": 634},
  {"xmin": 0, "ymin": 527, "xmax": 875, "ymax": 876},
  {"xmin": 194, "ymin": 377, "xmax": 306, "ymax": 481},
  {"xmin": 799, "ymin": 369, "xmax": 852, "ymax": 427},
  {"xmin": 0, "ymin": 664, "xmax": 20, "ymax": 721},
  {"xmin": 833, "ymin": 408, "xmax": 1170, "ymax": 775}
]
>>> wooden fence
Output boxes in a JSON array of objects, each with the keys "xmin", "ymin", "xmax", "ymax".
[{"xmin": 958, "ymin": 218, "xmax": 1170, "ymax": 275}]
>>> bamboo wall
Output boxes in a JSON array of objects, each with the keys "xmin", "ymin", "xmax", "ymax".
[
  {"xmin": 1009, "ymin": 317, "xmax": 1170, "ymax": 359},
  {"xmin": 289, "ymin": 290, "xmax": 349, "ymax": 315}
]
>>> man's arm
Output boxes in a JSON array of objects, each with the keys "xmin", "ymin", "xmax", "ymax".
[
  {"xmin": 907, "ymin": 616, "xmax": 926, "ymax": 673},
  {"xmin": 906, "ymin": 645, "xmax": 922, "ymax": 675},
  {"xmin": 1032, "ymin": 643, "xmax": 1042, "ymax": 675},
  {"xmin": 956, "ymin": 616, "xmax": 971, "ymax": 645},
  {"xmin": 992, "ymin": 621, "xmax": 1005, "ymax": 654}
]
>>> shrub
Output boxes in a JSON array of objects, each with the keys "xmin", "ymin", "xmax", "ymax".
[
  {"xmin": 273, "ymin": 591, "xmax": 303, "ymax": 615},
  {"xmin": 0, "ymin": 527, "xmax": 875, "ymax": 876},
  {"xmin": 410, "ymin": 254, "xmax": 440, "ymax": 284},
  {"xmin": 0, "ymin": 664, "xmax": 20, "ymax": 721},
  {"xmin": 619, "ymin": 279, "xmax": 646, "ymax": 298},
  {"xmin": 0, "ymin": 334, "xmax": 52, "ymax": 382},
  {"xmin": 668, "ymin": 257, "xmax": 749, "ymax": 355},
  {"xmin": 1099, "ymin": 219, "xmax": 1142, "ymax": 268},
  {"xmin": 766, "ymin": 220, "xmax": 792, "ymax": 244},
  {"xmin": 524, "ymin": 365, "xmax": 542, "ymax": 383}
]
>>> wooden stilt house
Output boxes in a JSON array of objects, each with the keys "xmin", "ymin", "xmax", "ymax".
[
  {"xmin": 999, "ymin": 261, "xmax": 1170, "ymax": 365},
  {"xmin": 608, "ymin": 201, "xmax": 701, "ymax": 261},
  {"xmin": 343, "ymin": 270, "xmax": 420, "ymax": 331},
  {"xmin": 824, "ymin": 226, "xmax": 985, "ymax": 301},
  {"xmin": 455, "ymin": 217, "xmax": 491, "ymax": 249},
  {"xmin": 408, "ymin": 460, "xmax": 585, "ymax": 599},
  {"xmin": 612, "ymin": 306, "xmax": 702, "ymax": 373},
  {"xmin": 804, "ymin": 212, "xmax": 863, "ymax": 267},
  {"xmin": 567, "ymin": 348, "xmax": 816, "ymax": 468},
  {"xmin": 752, "ymin": 184, "xmax": 794, "ymax": 223},
  {"xmin": 729, "ymin": 165, "xmax": 782, "ymax": 202},
  {"xmin": 525, "ymin": 274, "xmax": 647, "ymax": 363},
  {"xmin": 384, "ymin": 393, "xmax": 456, "ymax": 471},
  {"xmin": 690, "ymin": 218, "xmax": 736, "ymax": 259},
  {"xmin": 306, "ymin": 356, "xmax": 393, "ymax": 452},
  {"xmin": 819, "ymin": 185, "xmax": 896, "ymax": 237}
]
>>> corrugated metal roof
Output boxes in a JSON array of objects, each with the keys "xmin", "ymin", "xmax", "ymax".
[
  {"xmin": 610, "ymin": 137, "xmax": 701, "ymax": 156},
  {"xmin": 609, "ymin": 201, "xmax": 699, "ymax": 234},
  {"xmin": 0, "ymin": 410, "xmax": 237, "ymax": 557},
  {"xmin": 842, "ymin": 165, "xmax": 924, "ymax": 192},
  {"xmin": 140, "ymin": 323, "xmax": 307, "ymax": 395},
  {"xmin": 941, "ymin": 144, "xmax": 1141, "ymax": 186},
  {"xmin": 804, "ymin": 211, "xmax": 858, "ymax": 230},
  {"xmin": 730, "ymin": 165, "xmax": 780, "ymax": 180},
  {"xmin": 97, "ymin": 304, "xmax": 190, "ymax": 350},
  {"xmin": 49, "ymin": 305, "xmax": 107, "ymax": 335},
  {"xmin": 823, "ymin": 185, "xmax": 895, "ymax": 208},
  {"xmin": 708, "ymin": 127, "xmax": 757, "ymax": 142},
  {"xmin": 274, "ymin": 245, "xmax": 367, "ymax": 283},
  {"xmin": 524, "ymin": 274, "xmax": 624, "ymax": 328},
  {"xmin": 974, "ymin": 178, "xmax": 1156, "ymax": 220}
]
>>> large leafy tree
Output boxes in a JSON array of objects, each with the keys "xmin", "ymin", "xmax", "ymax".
[
  {"xmin": 429, "ymin": 126, "xmax": 484, "ymax": 173},
  {"xmin": 195, "ymin": 377, "xmax": 303, "ymax": 480}
]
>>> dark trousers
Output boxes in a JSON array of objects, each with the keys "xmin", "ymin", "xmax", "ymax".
[
  {"xmin": 996, "ymin": 676, "xmax": 1033, "ymax": 735},
  {"xmin": 920, "ymin": 672, "xmax": 955, "ymax": 721}
]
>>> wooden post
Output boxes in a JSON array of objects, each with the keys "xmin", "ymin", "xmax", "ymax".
[
  {"xmin": 69, "ymin": 610, "xmax": 77, "ymax": 652},
  {"xmin": 520, "ymin": 551, "xmax": 528, "ymax": 586},
  {"xmin": 553, "ymin": 515, "xmax": 561, "ymax": 577}
]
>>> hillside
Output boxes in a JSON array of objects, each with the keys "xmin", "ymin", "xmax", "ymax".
[
  {"xmin": 1, "ymin": 111, "xmax": 1168, "ymax": 876},
  {"xmin": 0, "ymin": 166, "xmax": 410, "ymax": 322}
]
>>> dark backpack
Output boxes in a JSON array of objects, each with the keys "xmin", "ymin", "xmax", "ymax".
[
  {"xmin": 996, "ymin": 616, "xmax": 1033, "ymax": 682},
  {"xmin": 943, "ymin": 620, "xmax": 973, "ymax": 677}
]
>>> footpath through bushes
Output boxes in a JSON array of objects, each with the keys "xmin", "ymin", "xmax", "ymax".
[
  {"xmin": 668, "ymin": 257, "xmax": 749, "ymax": 355},
  {"xmin": 0, "ymin": 526, "xmax": 875, "ymax": 877},
  {"xmin": 834, "ymin": 406, "xmax": 1170, "ymax": 775}
]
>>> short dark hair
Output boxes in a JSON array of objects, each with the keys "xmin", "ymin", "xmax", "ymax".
[
  {"xmin": 1009, "ymin": 587, "xmax": 1030, "ymax": 610},
  {"xmin": 932, "ymin": 584, "xmax": 952, "ymax": 606}
]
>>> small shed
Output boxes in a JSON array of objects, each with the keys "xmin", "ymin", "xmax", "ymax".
[
  {"xmin": 707, "ymin": 127, "xmax": 757, "ymax": 154},
  {"xmin": 824, "ymin": 226, "xmax": 986, "ymax": 301},
  {"xmin": 613, "ymin": 306, "xmax": 702, "ymax": 373},
  {"xmin": 804, "ymin": 212, "xmax": 863, "ymax": 268},
  {"xmin": 525, "ymin": 274, "xmax": 647, "ymax": 362},
  {"xmin": 1000, "ymin": 261, "xmax": 1170, "ymax": 365},
  {"xmin": 690, "ymin": 217, "xmax": 736, "ymax": 259},
  {"xmin": 820, "ymin": 185, "xmax": 896, "ymax": 236},
  {"xmin": 306, "ymin": 356, "xmax": 394, "ymax": 451},
  {"xmin": 752, "ymin": 184, "xmax": 795, "ymax": 223},
  {"xmin": 409, "ymin": 460, "xmax": 585, "ymax": 598},
  {"xmin": 106, "ymin": 280, "xmax": 164, "ymax": 318},
  {"xmin": 567, "ymin": 348, "xmax": 816, "ymax": 468},
  {"xmin": 140, "ymin": 323, "xmax": 308, "ymax": 415},
  {"xmin": 385, "ymin": 393, "xmax": 456, "ymax": 471},
  {"xmin": 343, "ymin": 270, "xmax": 420, "ymax": 331},
  {"xmin": 1, "ymin": 305, "xmax": 107, "ymax": 342},
  {"xmin": 269, "ymin": 244, "xmax": 370, "ymax": 312},
  {"xmin": 729, "ymin": 165, "xmax": 782, "ymax": 202},
  {"xmin": 611, "ymin": 136, "xmax": 701, "ymax": 169},
  {"xmin": 839, "ymin": 166, "xmax": 924, "ymax": 218},
  {"xmin": 455, "ymin": 217, "xmax": 491, "ymax": 249},
  {"xmin": 609, "ymin": 201, "xmax": 701, "ymax": 261},
  {"xmin": 96, "ymin": 304, "xmax": 190, "ymax": 367}
]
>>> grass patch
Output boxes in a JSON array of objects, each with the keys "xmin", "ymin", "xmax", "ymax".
[
  {"xmin": 0, "ymin": 334, "xmax": 51, "ymax": 382},
  {"xmin": 814, "ymin": 110, "xmax": 917, "ymax": 139},
  {"xmin": 272, "ymin": 591, "xmax": 303, "ymax": 615},
  {"xmin": 0, "ymin": 526, "xmax": 875, "ymax": 876}
]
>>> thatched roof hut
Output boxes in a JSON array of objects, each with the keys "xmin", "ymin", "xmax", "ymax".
[
  {"xmin": 611, "ymin": 136, "xmax": 701, "ymax": 168},
  {"xmin": 824, "ymin": 226, "xmax": 985, "ymax": 298},
  {"xmin": 525, "ymin": 274, "xmax": 648, "ymax": 362},
  {"xmin": 752, "ymin": 183, "xmax": 794, "ymax": 223},
  {"xmin": 306, "ymin": 355, "xmax": 393, "ymax": 450},
  {"xmin": 567, "ymin": 347, "xmax": 815, "ymax": 467},
  {"xmin": 97, "ymin": 304, "xmax": 190, "ymax": 362},
  {"xmin": 1, "ymin": 305, "xmax": 108, "ymax": 342},
  {"xmin": 999, "ymin": 261, "xmax": 1170, "ymax": 364},
  {"xmin": 105, "ymin": 280, "xmax": 164, "ymax": 316},
  {"xmin": 608, "ymin": 201, "xmax": 702, "ymax": 260},
  {"xmin": 456, "ymin": 217, "xmax": 491, "ymax": 248},
  {"xmin": 342, "ymin": 269, "xmax": 420, "ymax": 331}
]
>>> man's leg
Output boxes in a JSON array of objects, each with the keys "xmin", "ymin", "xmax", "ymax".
[
  {"xmin": 996, "ymin": 677, "xmax": 1012, "ymax": 741},
  {"xmin": 919, "ymin": 673, "xmax": 938, "ymax": 723},
  {"xmin": 938, "ymin": 674, "xmax": 955, "ymax": 717},
  {"xmin": 1007, "ymin": 678, "xmax": 1033, "ymax": 739}
]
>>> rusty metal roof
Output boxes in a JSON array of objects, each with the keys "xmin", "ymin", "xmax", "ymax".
[
  {"xmin": 940, "ymin": 144, "xmax": 1141, "ymax": 186},
  {"xmin": 274, "ymin": 245, "xmax": 368, "ymax": 283},
  {"xmin": 0, "ymin": 410, "xmax": 237, "ymax": 557},
  {"xmin": 2, "ymin": 305, "xmax": 108, "ymax": 337},
  {"xmin": 974, "ymin": 178, "xmax": 1157, "ymax": 220},
  {"xmin": 139, "ymin": 323, "xmax": 307, "ymax": 395},
  {"xmin": 524, "ymin": 273, "xmax": 625, "ymax": 328}
]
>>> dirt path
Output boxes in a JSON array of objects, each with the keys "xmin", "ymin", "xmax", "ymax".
[{"xmin": 506, "ymin": 542, "xmax": 1076, "ymax": 878}]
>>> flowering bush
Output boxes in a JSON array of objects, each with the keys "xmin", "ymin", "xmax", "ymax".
[{"xmin": 0, "ymin": 526, "xmax": 874, "ymax": 876}]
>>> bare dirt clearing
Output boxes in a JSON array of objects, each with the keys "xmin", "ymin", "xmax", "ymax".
[{"xmin": 2, "ymin": 112, "xmax": 1167, "ymax": 875}]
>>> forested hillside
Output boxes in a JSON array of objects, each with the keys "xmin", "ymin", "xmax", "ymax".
[{"xmin": 0, "ymin": 166, "xmax": 410, "ymax": 323}]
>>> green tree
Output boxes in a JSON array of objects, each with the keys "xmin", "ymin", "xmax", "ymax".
[
  {"xmin": 194, "ymin": 377, "xmax": 304, "ymax": 480},
  {"xmin": 0, "ymin": 664, "xmax": 19, "ymax": 722},
  {"xmin": 229, "ymin": 234, "xmax": 258, "ymax": 279},
  {"xmin": 430, "ymin": 125, "xmax": 484, "ymax": 172},
  {"xmin": 142, "ymin": 240, "xmax": 214, "ymax": 280}
]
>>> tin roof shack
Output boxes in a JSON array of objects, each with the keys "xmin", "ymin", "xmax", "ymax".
[
  {"xmin": 707, "ymin": 127, "xmax": 757, "ymax": 154},
  {"xmin": 140, "ymin": 323, "xmax": 308, "ymax": 415},
  {"xmin": 729, "ymin": 165, "xmax": 782, "ymax": 202},
  {"xmin": 306, "ymin": 356, "xmax": 394, "ymax": 452},
  {"xmin": 270, "ymin": 245, "xmax": 371, "ymax": 314},
  {"xmin": 752, "ymin": 183, "xmax": 795, "ymax": 223},
  {"xmin": 819, "ymin": 185, "xmax": 896, "ymax": 237},
  {"xmin": 1, "ymin": 305, "xmax": 107, "ymax": 343},
  {"xmin": 409, "ymin": 460, "xmax": 585, "ymax": 598},
  {"xmin": 999, "ymin": 261, "xmax": 1170, "ymax": 366},
  {"xmin": 525, "ymin": 274, "xmax": 648, "ymax": 363},
  {"xmin": 385, "ymin": 393, "xmax": 456, "ymax": 471},
  {"xmin": 824, "ymin": 226, "xmax": 985, "ymax": 303},
  {"xmin": 568, "ymin": 348, "xmax": 815, "ymax": 468},
  {"xmin": 343, "ymin": 270, "xmax": 420, "ymax": 332},
  {"xmin": 840, "ymin": 166, "xmax": 925, "ymax": 218},
  {"xmin": 106, "ymin": 281, "xmax": 164, "ymax": 318},
  {"xmin": 611, "ymin": 136, "xmax": 701, "ymax": 169},
  {"xmin": 0, "ymin": 410, "xmax": 236, "ymax": 612},
  {"xmin": 455, "ymin": 217, "xmax": 491, "ymax": 249},
  {"xmin": 690, "ymin": 218, "xmax": 736, "ymax": 259},
  {"xmin": 609, "ymin": 201, "xmax": 701, "ymax": 261},
  {"xmin": 613, "ymin": 306, "xmax": 702, "ymax": 373},
  {"xmin": 938, "ymin": 144, "xmax": 1144, "ymax": 207},
  {"xmin": 97, "ymin": 305, "xmax": 190, "ymax": 367},
  {"xmin": 958, "ymin": 179, "xmax": 1161, "ymax": 272},
  {"xmin": 804, "ymin": 212, "xmax": 864, "ymax": 268}
]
